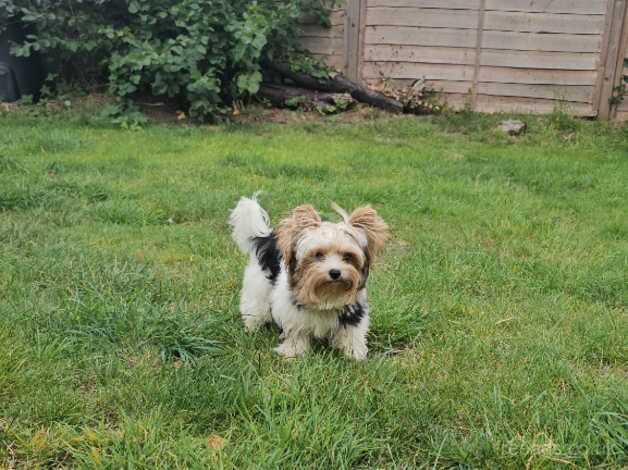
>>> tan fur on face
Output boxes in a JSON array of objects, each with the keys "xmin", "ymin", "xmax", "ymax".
[
  {"xmin": 347, "ymin": 205, "xmax": 388, "ymax": 262},
  {"xmin": 293, "ymin": 246, "xmax": 362, "ymax": 308},
  {"xmin": 275, "ymin": 204, "xmax": 321, "ymax": 269},
  {"xmin": 276, "ymin": 203, "xmax": 387, "ymax": 309}
]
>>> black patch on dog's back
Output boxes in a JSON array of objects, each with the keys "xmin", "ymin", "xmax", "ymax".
[
  {"xmin": 339, "ymin": 301, "xmax": 366, "ymax": 326},
  {"xmin": 252, "ymin": 232, "xmax": 281, "ymax": 284}
]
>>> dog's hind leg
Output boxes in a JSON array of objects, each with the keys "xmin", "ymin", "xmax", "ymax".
[
  {"xmin": 230, "ymin": 194, "xmax": 276, "ymax": 332},
  {"xmin": 239, "ymin": 259, "xmax": 273, "ymax": 332}
]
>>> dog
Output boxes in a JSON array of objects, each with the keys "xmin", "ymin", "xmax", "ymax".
[{"xmin": 229, "ymin": 193, "xmax": 387, "ymax": 360}]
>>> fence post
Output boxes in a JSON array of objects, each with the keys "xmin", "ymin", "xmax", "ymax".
[
  {"xmin": 598, "ymin": 0, "xmax": 627, "ymax": 120},
  {"xmin": 345, "ymin": 0, "xmax": 363, "ymax": 82},
  {"xmin": 610, "ymin": 6, "xmax": 628, "ymax": 119}
]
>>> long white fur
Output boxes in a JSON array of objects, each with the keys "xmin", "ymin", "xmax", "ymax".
[
  {"xmin": 229, "ymin": 195, "xmax": 370, "ymax": 360},
  {"xmin": 229, "ymin": 192, "xmax": 271, "ymax": 254}
]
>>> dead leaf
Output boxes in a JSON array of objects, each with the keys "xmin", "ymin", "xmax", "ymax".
[{"xmin": 207, "ymin": 434, "xmax": 225, "ymax": 449}]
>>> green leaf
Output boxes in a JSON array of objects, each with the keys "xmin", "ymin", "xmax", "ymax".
[{"xmin": 236, "ymin": 71, "xmax": 262, "ymax": 94}]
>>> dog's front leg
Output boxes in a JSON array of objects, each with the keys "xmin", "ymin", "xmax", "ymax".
[
  {"xmin": 331, "ymin": 320, "xmax": 369, "ymax": 360},
  {"xmin": 273, "ymin": 331, "xmax": 311, "ymax": 358}
]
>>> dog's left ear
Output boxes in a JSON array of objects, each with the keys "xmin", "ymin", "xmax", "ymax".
[{"xmin": 348, "ymin": 205, "xmax": 388, "ymax": 261}]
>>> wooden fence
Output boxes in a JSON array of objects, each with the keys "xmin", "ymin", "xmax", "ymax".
[
  {"xmin": 615, "ymin": 21, "xmax": 628, "ymax": 121},
  {"xmin": 299, "ymin": 0, "xmax": 628, "ymax": 120}
]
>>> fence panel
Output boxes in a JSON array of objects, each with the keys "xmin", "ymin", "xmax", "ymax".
[{"xmin": 298, "ymin": 0, "xmax": 628, "ymax": 119}]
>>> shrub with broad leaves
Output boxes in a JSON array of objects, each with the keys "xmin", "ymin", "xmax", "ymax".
[{"xmin": 2, "ymin": 0, "xmax": 337, "ymax": 121}]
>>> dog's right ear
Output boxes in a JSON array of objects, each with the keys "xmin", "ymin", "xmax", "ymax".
[{"xmin": 276, "ymin": 204, "xmax": 321, "ymax": 268}]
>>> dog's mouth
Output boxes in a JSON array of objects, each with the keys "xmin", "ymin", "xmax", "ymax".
[
  {"xmin": 319, "ymin": 278, "xmax": 353, "ymax": 291},
  {"xmin": 312, "ymin": 279, "xmax": 355, "ymax": 307}
]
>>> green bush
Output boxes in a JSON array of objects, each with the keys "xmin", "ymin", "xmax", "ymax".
[{"xmin": 3, "ymin": 0, "xmax": 336, "ymax": 121}]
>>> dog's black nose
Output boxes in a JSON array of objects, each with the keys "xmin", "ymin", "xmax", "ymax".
[{"xmin": 329, "ymin": 269, "xmax": 341, "ymax": 280}]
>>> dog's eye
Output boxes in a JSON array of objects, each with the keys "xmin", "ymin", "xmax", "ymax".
[
  {"xmin": 314, "ymin": 251, "xmax": 325, "ymax": 260},
  {"xmin": 342, "ymin": 253, "xmax": 355, "ymax": 263}
]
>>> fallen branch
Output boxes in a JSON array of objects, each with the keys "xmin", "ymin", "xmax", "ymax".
[
  {"xmin": 267, "ymin": 62, "xmax": 404, "ymax": 114},
  {"xmin": 258, "ymin": 83, "xmax": 355, "ymax": 113}
]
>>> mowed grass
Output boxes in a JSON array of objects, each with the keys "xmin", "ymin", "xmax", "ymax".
[{"xmin": 0, "ymin": 108, "xmax": 626, "ymax": 468}]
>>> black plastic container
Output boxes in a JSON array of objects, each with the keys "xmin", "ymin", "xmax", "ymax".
[{"xmin": 0, "ymin": 22, "xmax": 44, "ymax": 102}]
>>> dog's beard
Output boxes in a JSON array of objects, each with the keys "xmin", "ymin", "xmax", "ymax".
[{"xmin": 293, "ymin": 266, "xmax": 360, "ymax": 310}]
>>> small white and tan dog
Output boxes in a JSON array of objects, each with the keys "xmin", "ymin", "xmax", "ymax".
[{"xmin": 229, "ymin": 194, "xmax": 387, "ymax": 360}]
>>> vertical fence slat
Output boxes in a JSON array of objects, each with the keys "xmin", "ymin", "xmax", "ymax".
[
  {"xmin": 471, "ymin": 0, "xmax": 486, "ymax": 109},
  {"xmin": 610, "ymin": 5, "xmax": 628, "ymax": 119},
  {"xmin": 346, "ymin": 0, "xmax": 363, "ymax": 81},
  {"xmin": 597, "ymin": 0, "xmax": 627, "ymax": 119}
]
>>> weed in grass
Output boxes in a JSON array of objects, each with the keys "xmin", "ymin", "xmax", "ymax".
[
  {"xmin": 0, "ymin": 154, "xmax": 25, "ymax": 173},
  {"xmin": 433, "ymin": 108, "xmax": 503, "ymax": 136},
  {"xmin": 548, "ymin": 106, "xmax": 583, "ymax": 134},
  {"xmin": 0, "ymin": 186, "xmax": 45, "ymax": 211},
  {"xmin": 218, "ymin": 153, "xmax": 330, "ymax": 181}
]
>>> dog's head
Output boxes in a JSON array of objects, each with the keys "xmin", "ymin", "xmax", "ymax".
[{"xmin": 276, "ymin": 203, "xmax": 387, "ymax": 309}]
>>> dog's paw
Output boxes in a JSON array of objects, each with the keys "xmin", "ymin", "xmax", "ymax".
[
  {"xmin": 273, "ymin": 342, "xmax": 297, "ymax": 358},
  {"xmin": 273, "ymin": 336, "xmax": 310, "ymax": 358},
  {"xmin": 243, "ymin": 323, "xmax": 259, "ymax": 334},
  {"xmin": 344, "ymin": 343, "xmax": 368, "ymax": 361},
  {"xmin": 242, "ymin": 315, "xmax": 264, "ymax": 333}
]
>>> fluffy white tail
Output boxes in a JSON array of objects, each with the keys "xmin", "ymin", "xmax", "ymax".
[{"xmin": 229, "ymin": 192, "xmax": 272, "ymax": 253}]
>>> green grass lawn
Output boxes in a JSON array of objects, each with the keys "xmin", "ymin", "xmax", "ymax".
[{"xmin": 0, "ymin": 107, "xmax": 626, "ymax": 468}]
